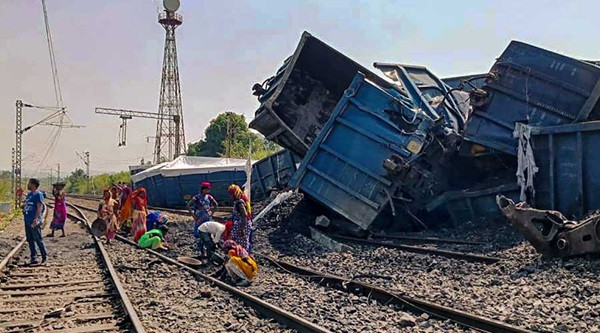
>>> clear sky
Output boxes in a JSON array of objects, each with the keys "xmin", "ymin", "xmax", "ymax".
[{"xmin": 1, "ymin": 0, "xmax": 599, "ymax": 175}]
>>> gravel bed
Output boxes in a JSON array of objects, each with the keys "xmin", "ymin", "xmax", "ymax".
[
  {"xmin": 0, "ymin": 211, "xmax": 129, "ymax": 332},
  {"xmin": 252, "ymin": 192, "xmax": 600, "ymax": 332},
  {"xmin": 131, "ymin": 202, "xmax": 468, "ymax": 332},
  {"xmin": 70, "ymin": 192, "xmax": 600, "ymax": 331},
  {"xmin": 102, "ymin": 234, "xmax": 289, "ymax": 332},
  {"xmin": 0, "ymin": 216, "xmax": 25, "ymax": 260},
  {"xmin": 247, "ymin": 264, "xmax": 467, "ymax": 332},
  {"xmin": 77, "ymin": 198, "xmax": 468, "ymax": 332}
]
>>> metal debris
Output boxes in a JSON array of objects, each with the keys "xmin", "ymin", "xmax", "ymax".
[{"xmin": 497, "ymin": 196, "xmax": 600, "ymax": 257}]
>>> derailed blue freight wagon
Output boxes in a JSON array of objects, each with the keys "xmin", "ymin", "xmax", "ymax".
[
  {"xmin": 251, "ymin": 149, "xmax": 301, "ymax": 201},
  {"xmin": 249, "ymin": 31, "xmax": 393, "ymax": 157},
  {"xmin": 463, "ymin": 41, "xmax": 600, "ymax": 156},
  {"xmin": 525, "ymin": 121, "xmax": 600, "ymax": 219},
  {"xmin": 290, "ymin": 71, "xmax": 464, "ymax": 232},
  {"xmin": 131, "ymin": 156, "xmax": 247, "ymax": 208}
]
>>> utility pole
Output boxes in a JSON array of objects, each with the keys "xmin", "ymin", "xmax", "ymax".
[
  {"xmin": 226, "ymin": 115, "xmax": 231, "ymax": 158},
  {"xmin": 56, "ymin": 163, "xmax": 60, "ymax": 182},
  {"xmin": 85, "ymin": 151, "xmax": 90, "ymax": 189},
  {"xmin": 13, "ymin": 101, "xmax": 81, "ymax": 207},
  {"xmin": 76, "ymin": 150, "xmax": 91, "ymax": 193},
  {"xmin": 11, "ymin": 148, "xmax": 15, "ymax": 203},
  {"xmin": 49, "ymin": 169, "xmax": 53, "ymax": 186},
  {"xmin": 15, "ymin": 101, "xmax": 22, "ymax": 207}
]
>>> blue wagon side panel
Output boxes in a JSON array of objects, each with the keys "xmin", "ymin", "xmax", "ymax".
[
  {"xmin": 163, "ymin": 176, "xmax": 183, "ymax": 207},
  {"xmin": 251, "ymin": 149, "xmax": 301, "ymax": 201},
  {"xmin": 529, "ymin": 121, "xmax": 600, "ymax": 219},
  {"xmin": 464, "ymin": 41, "xmax": 600, "ymax": 155},
  {"xmin": 291, "ymin": 74, "xmax": 423, "ymax": 230},
  {"xmin": 163, "ymin": 170, "xmax": 246, "ymax": 208},
  {"xmin": 143, "ymin": 175, "xmax": 167, "ymax": 207}
]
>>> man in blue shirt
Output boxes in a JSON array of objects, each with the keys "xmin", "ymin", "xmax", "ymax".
[{"xmin": 22, "ymin": 178, "xmax": 48, "ymax": 265}]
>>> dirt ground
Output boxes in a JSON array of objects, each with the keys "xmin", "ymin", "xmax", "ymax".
[{"xmin": 0, "ymin": 214, "xmax": 24, "ymax": 260}]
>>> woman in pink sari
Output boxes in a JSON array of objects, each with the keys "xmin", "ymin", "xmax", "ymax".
[
  {"xmin": 49, "ymin": 184, "xmax": 67, "ymax": 237},
  {"xmin": 130, "ymin": 187, "xmax": 148, "ymax": 242}
]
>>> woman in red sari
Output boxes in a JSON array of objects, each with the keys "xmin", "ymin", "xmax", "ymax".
[{"xmin": 130, "ymin": 187, "xmax": 148, "ymax": 242}]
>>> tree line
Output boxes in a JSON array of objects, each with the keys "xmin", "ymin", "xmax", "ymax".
[{"xmin": 186, "ymin": 112, "xmax": 280, "ymax": 160}]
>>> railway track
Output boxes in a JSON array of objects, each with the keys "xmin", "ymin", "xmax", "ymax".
[
  {"xmin": 68, "ymin": 201, "xmax": 533, "ymax": 332},
  {"xmin": 331, "ymin": 235, "xmax": 503, "ymax": 264},
  {"xmin": 257, "ymin": 254, "xmax": 532, "ymax": 333},
  {"xmin": 0, "ymin": 204, "xmax": 144, "ymax": 333},
  {"xmin": 66, "ymin": 201, "xmax": 331, "ymax": 333}
]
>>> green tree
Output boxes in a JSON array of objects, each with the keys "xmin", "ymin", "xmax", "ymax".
[
  {"xmin": 65, "ymin": 169, "xmax": 87, "ymax": 193},
  {"xmin": 187, "ymin": 112, "xmax": 280, "ymax": 160},
  {"xmin": 65, "ymin": 170, "xmax": 130, "ymax": 194},
  {"xmin": 0, "ymin": 171, "xmax": 12, "ymax": 202}
]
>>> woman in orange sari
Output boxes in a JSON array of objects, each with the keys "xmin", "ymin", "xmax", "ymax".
[
  {"xmin": 222, "ymin": 239, "xmax": 258, "ymax": 286},
  {"xmin": 119, "ymin": 187, "xmax": 133, "ymax": 232},
  {"xmin": 130, "ymin": 187, "xmax": 148, "ymax": 242}
]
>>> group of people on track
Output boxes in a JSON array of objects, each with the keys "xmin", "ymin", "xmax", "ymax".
[
  {"xmin": 96, "ymin": 184, "xmax": 155, "ymax": 245},
  {"xmin": 21, "ymin": 178, "xmax": 258, "ymax": 285},
  {"xmin": 186, "ymin": 182, "xmax": 258, "ymax": 286}
]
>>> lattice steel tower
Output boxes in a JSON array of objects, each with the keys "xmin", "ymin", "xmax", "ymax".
[{"xmin": 155, "ymin": 0, "xmax": 185, "ymax": 163}]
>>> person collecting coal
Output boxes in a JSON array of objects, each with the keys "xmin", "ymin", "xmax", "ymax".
[
  {"xmin": 197, "ymin": 220, "xmax": 233, "ymax": 263},
  {"xmin": 137, "ymin": 225, "xmax": 169, "ymax": 250}
]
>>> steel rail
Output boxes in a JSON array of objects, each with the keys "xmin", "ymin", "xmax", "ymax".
[
  {"xmin": 371, "ymin": 234, "xmax": 486, "ymax": 246},
  {"xmin": 0, "ymin": 239, "xmax": 26, "ymax": 272},
  {"xmin": 332, "ymin": 235, "xmax": 502, "ymax": 264},
  {"xmin": 62, "ymin": 202, "xmax": 146, "ymax": 333},
  {"xmin": 69, "ymin": 201, "xmax": 331, "ymax": 333},
  {"xmin": 0, "ymin": 205, "xmax": 50, "ymax": 271},
  {"xmin": 67, "ymin": 194, "xmax": 230, "ymax": 214},
  {"xmin": 257, "ymin": 254, "xmax": 533, "ymax": 333},
  {"xmin": 116, "ymin": 235, "xmax": 331, "ymax": 333}
]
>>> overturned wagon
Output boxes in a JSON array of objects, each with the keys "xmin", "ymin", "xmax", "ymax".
[
  {"xmin": 250, "ymin": 31, "xmax": 392, "ymax": 157},
  {"xmin": 463, "ymin": 40, "xmax": 600, "ymax": 156},
  {"xmin": 290, "ymin": 70, "xmax": 464, "ymax": 232}
]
